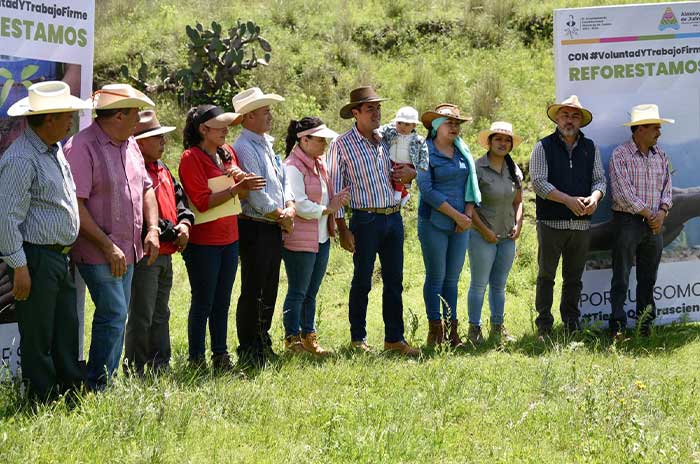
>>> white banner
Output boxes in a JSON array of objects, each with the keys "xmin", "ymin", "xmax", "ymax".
[
  {"xmin": 0, "ymin": 0, "xmax": 95, "ymax": 374},
  {"xmin": 554, "ymin": 2, "xmax": 700, "ymax": 327}
]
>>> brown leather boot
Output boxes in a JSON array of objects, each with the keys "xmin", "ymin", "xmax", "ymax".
[
  {"xmin": 448, "ymin": 320, "xmax": 466, "ymax": 348},
  {"xmin": 284, "ymin": 335, "xmax": 307, "ymax": 354},
  {"xmin": 301, "ymin": 333, "xmax": 331, "ymax": 357},
  {"xmin": 490, "ymin": 324, "xmax": 516, "ymax": 343},
  {"xmin": 426, "ymin": 320, "xmax": 445, "ymax": 347}
]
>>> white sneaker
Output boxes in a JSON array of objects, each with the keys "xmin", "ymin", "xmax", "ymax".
[
  {"xmin": 394, "ymin": 191, "xmax": 402, "ymax": 202},
  {"xmin": 400, "ymin": 193, "xmax": 411, "ymax": 207}
]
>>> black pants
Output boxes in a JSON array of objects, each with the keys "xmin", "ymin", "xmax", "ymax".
[
  {"xmin": 535, "ymin": 223, "xmax": 591, "ymax": 331},
  {"xmin": 124, "ymin": 254, "xmax": 173, "ymax": 374},
  {"xmin": 10, "ymin": 244, "xmax": 82, "ymax": 400},
  {"xmin": 236, "ymin": 219, "xmax": 282, "ymax": 358},
  {"xmin": 609, "ymin": 212, "xmax": 663, "ymax": 332}
]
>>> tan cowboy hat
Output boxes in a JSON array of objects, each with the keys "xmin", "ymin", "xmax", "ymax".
[
  {"xmin": 477, "ymin": 121, "xmax": 522, "ymax": 150},
  {"xmin": 623, "ymin": 104, "xmax": 675, "ymax": 126},
  {"xmin": 133, "ymin": 110, "xmax": 176, "ymax": 140},
  {"xmin": 339, "ymin": 86, "xmax": 388, "ymax": 119},
  {"xmin": 7, "ymin": 81, "xmax": 92, "ymax": 117},
  {"xmin": 93, "ymin": 83, "xmax": 155, "ymax": 110},
  {"xmin": 231, "ymin": 87, "xmax": 284, "ymax": 115},
  {"xmin": 420, "ymin": 103, "xmax": 472, "ymax": 130},
  {"xmin": 547, "ymin": 95, "xmax": 593, "ymax": 127}
]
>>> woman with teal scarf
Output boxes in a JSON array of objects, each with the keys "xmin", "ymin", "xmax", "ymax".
[{"xmin": 416, "ymin": 104, "xmax": 481, "ymax": 348}]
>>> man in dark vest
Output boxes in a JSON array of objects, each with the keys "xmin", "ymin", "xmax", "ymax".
[{"xmin": 529, "ymin": 95, "xmax": 606, "ymax": 338}]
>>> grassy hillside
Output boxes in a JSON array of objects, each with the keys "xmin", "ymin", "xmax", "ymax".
[{"xmin": 2, "ymin": 0, "xmax": 700, "ymax": 462}]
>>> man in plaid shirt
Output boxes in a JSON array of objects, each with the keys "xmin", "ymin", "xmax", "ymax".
[{"xmin": 608, "ymin": 104, "xmax": 674, "ymax": 338}]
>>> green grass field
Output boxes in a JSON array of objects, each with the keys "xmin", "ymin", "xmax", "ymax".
[{"xmin": 2, "ymin": 0, "xmax": 700, "ymax": 462}]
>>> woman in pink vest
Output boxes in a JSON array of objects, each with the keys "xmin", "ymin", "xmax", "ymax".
[{"xmin": 282, "ymin": 117, "xmax": 349, "ymax": 356}]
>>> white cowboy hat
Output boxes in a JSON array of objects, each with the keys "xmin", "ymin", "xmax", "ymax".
[
  {"xmin": 133, "ymin": 110, "xmax": 176, "ymax": 140},
  {"xmin": 477, "ymin": 121, "xmax": 523, "ymax": 150},
  {"xmin": 392, "ymin": 106, "xmax": 420, "ymax": 125},
  {"xmin": 297, "ymin": 124, "xmax": 339, "ymax": 139},
  {"xmin": 7, "ymin": 81, "xmax": 91, "ymax": 117},
  {"xmin": 623, "ymin": 104, "xmax": 675, "ymax": 126},
  {"xmin": 231, "ymin": 87, "xmax": 284, "ymax": 115},
  {"xmin": 93, "ymin": 83, "xmax": 155, "ymax": 110},
  {"xmin": 547, "ymin": 95, "xmax": 593, "ymax": 127}
]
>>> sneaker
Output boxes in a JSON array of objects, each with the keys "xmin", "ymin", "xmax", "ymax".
[
  {"xmin": 490, "ymin": 324, "xmax": 516, "ymax": 343},
  {"xmin": 284, "ymin": 335, "xmax": 308, "ymax": 354},
  {"xmin": 383, "ymin": 340, "xmax": 420, "ymax": 357},
  {"xmin": 467, "ymin": 324, "xmax": 484, "ymax": 346},
  {"xmin": 394, "ymin": 190, "xmax": 403, "ymax": 202},
  {"xmin": 301, "ymin": 333, "xmax": 331, "ymax": 357},
  {"xmin": 400, "ymin": 193, "xmax": 411, "ymax": 207},
  {"xmin": 350, "ymin": 340, "xmax": 372, "ymax": 353}
]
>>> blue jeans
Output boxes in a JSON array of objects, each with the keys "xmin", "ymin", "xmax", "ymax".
[
  {"xmin": 282, "ymin": 240, "xmax": 331, "ymax": 337},
  {"xmin": 78, "ymin": 263, "xmax": 135, "ymax": 389},
  {"xmin": 417, "ymin": 216, "xmax": 470, "ymax": 321},
  {"xmin": 348, "ymin": 210, "xmax": 405, "ymax": 343},
  {"xmin": 182, "ymin": 242, "xmax": 239, "ymax": 360},
  {"xmin": 467, "ymin": 232, "xmax": 516, "ymax": 326}
]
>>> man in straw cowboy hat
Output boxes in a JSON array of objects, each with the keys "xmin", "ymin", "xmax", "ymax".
[
  {"xmin": 123, "ymin": 110, "xmax": 194, "ymax": 375},
  {"xmin": 327, "ymin": 85, "xmax": 419, "ymax": 356},
  {"xmin": 608, "ymin": 104, "xmax": 674, "ymax": 338},
  {"xmin": 64, "ymin": 83, "xmax": 161, "ymax": 390},
  {"xmin": 0, "ymin": 81, "xmax": 91, "ymax": 400},
  {"xmin": 231, "ymin": 87, "xmax": 294, "ymax": 365},
  {"xmin": 529, "ymin": 95, "xmax": 606, "ymax": 339}
]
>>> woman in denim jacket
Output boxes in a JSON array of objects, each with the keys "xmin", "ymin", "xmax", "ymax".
[{"xmin": 416, "ymin": 104, "xmax": 480, "ymax": 348}]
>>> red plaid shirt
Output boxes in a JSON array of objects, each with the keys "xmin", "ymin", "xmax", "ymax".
[{"xmin": 609, "ymin": 138, "xmax": 672, "ymax": 215}]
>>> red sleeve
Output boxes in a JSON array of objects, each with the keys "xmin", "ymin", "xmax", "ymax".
[{"xmin": 178, "ymin": 149, "xmax": 212, "ymax": 212}]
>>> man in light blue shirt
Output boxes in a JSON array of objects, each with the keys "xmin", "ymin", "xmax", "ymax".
[{"xmin": 231, "ymin": 87, "xmax": 294, "ymax": 366}]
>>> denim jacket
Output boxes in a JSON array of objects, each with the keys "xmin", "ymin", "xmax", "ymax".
[
  {"xmin": 417, "ymin": 139, "xmax": 473, "ymax": 231},
  {"xmin": 377, "ymin": 123, "xmax": 429, "ymax": 171}
]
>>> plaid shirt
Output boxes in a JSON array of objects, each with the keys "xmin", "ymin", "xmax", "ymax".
[
  {"xmin": 328, "ymin": 125, "xmax": 396, "ymax": 219},
  {"xmin": 530, "ymin": 133, "xmax": 606, "ymax": 231},
  {"xmin": 609, "ymin": 138, "xmax": 672, "ymax": 215}
]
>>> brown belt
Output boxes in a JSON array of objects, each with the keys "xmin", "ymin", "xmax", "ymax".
[
  {"xmin": 238, "ymin": 215, "xmax": 280, "ymax": 226},
  {"xmin": 25, "ymin": 243, "xmax": 72, "ymax": 255},
  {"xmin": 354, "ymin": 204, "xmax": 401, "ymax": 215}
]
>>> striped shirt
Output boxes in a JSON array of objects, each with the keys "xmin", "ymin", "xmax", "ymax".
[
  {"xmin": 609, "ymin": 138, "xmax": 672, "ymax": 215},
  {"xmin": 328, "ymin": 125, "xmax": 396, "ymax": 218},
  {"xmin": 0, "ymin": 127, "xmax": 80, "ymax": 268},
  {"xmin": 530, "ymin": 134, "xmax": 606, "ymax": 231},
  {"xmin": 233, "ymin": 128, "xmax": 292, "ymax": 220}
]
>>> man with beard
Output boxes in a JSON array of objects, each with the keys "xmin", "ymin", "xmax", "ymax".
[
  {"xmin": 328, "ymin": 86, "xmax": 419, "ymax": 356},
  {"xmin": 529, "ymin": 95, "xmax": 606, "ymax": 339}
]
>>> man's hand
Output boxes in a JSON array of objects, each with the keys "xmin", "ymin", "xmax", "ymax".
[
  {"xmin": 564, "ymin": 195, "xmax": 587, "ymax": 216},
  {"xmin": 144, "ymin": 229, "xmax": 160, "ymax": 265},
  {"xmin": 174, "ymin": 223, "xmax": 190, "ymax": 252},
  {"xmin": 339, "ymin": 228, "xmax": 355, "ymax": 253},
  {"xmin": 12, "ymin": 266, "xmax": 31, "ymax": 301},
  {"xmin": 648, "ymin": 210, "xmax": 667, "ymax": 234},
  {"xmin": 0, "ymin": 264, "xmax": 13, "ymax": 307},
  {"xmin": 582, "ymin": 195, "xmax": 599, "ymax": 216},
  {"xmin": 102, "ymin": 242, "xmax": 127, "ymax": 277},
  {"xmin": 392, "ymin": 164, "xmax": 416, "ymax": 185}
]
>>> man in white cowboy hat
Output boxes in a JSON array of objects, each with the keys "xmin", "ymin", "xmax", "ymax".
[
  {"xmin": 230, "ymin": 86, "xmax": 294, "ymax": 365},
  {"xmin": 123, "ymin": 110, "xmax": 194, "ymax": 375},
  {"xmin": 63, "ymin": 83, "xmax": 161, "ymax": 390},
  {"xmin": 0, "ymin": 81, "xmax": 90, "ymax": 400},
  {"xmin": 608, "ymin": 104, "xmax": 674, "ymax": 338},
  {"xmin": 328, "ymin": 85, "xmax": 419, "ymax": 356},
  {"xmin": 529, "ymin": 95, "xmax": 606, "ymax": 338}
]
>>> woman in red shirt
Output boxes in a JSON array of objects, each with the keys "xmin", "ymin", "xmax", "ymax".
[{"xmin": 178, "ymin": 104, "xmax": 264, "ymax": 370}]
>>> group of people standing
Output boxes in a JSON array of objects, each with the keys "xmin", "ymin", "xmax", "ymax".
[{"xmin": 0, "ymin": 79, "xmax": 673, "ymax": 401}]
